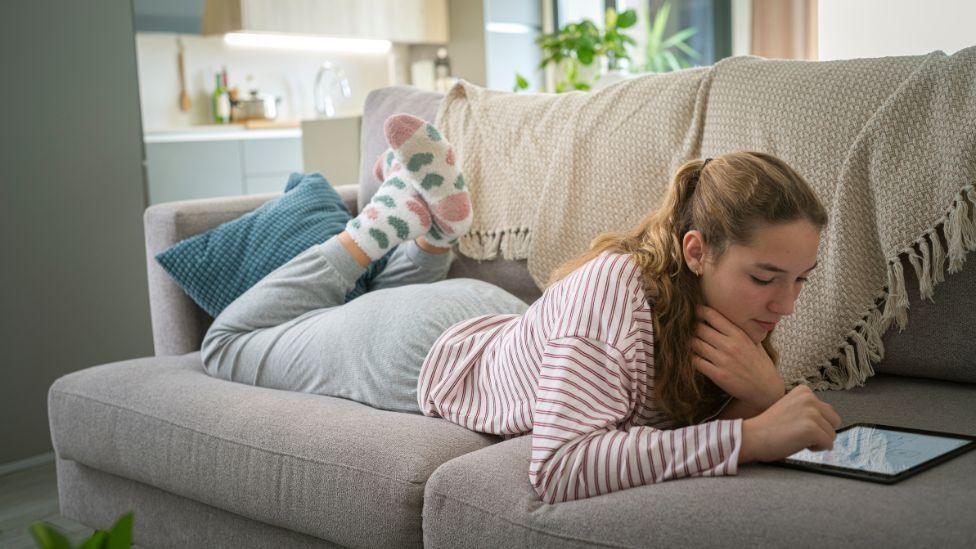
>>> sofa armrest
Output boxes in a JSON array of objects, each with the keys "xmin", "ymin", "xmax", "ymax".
[{"xmin": 143, "ymin": 184, "xmax": 360, "ymax": 356}]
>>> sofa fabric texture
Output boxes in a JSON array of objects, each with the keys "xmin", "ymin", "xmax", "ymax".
[
  {"xmin": 57, "ymin": 459, "xmax": 340, "ymax": 549},
  {"xmin": 423, "ymin": 374, "xmax": 976, "ymax": 549},
  {"xmin": 48, "ymin": 353, "xmax": 500, "ymax": 548}
]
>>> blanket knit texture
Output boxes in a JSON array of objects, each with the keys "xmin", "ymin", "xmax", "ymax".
[{"xmin": 434, "ymin": 47, "xmax": 976, "ymax": 391}]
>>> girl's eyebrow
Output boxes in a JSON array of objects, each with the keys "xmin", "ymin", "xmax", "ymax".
[{"xmin": 753, "ymin": 261, "xmax": 818, "ymax": 273}]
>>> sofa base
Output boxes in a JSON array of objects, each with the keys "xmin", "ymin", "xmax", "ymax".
[{"xmin": 56, "ymin": 457, "xmax": 342, "ymax": 549}]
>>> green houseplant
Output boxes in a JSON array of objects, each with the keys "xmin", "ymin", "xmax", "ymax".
[
  {"xmin": 30, "ymin": 512, "xmax": 133, "ymax": 549},
  {"xmin": 640, "ymin": 2, "xmax": 700, "ymax": 73},
  {"xmin": 514, "ymin": 2, "xmax": 701, "ymax": 92},
  {"xmin": 516, "ymin": 7, "xmax": 638, "ymax": 92}
]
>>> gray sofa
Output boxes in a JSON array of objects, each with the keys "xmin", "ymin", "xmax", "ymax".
[{"xmin": 48, "ymin": 83, "xmax": 976, "ymax": 548}]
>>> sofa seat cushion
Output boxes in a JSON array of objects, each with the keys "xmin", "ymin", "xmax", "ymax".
[
  {"xmin": 48, "ymin": 353, "xmax": 500, "ymax": 549},
  {"xmin": 423, "ymin": 374, "xmax": 976, "ymax": 548}
]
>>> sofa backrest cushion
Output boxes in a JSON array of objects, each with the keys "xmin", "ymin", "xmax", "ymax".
[{"xmin": 877, "ymin": 252, "xmax": 976, "ymax": 383}]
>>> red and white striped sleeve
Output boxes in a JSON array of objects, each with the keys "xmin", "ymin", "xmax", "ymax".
[{"xmin": 528, "ymin": 335, "xmax": 744, "ymax": 504}]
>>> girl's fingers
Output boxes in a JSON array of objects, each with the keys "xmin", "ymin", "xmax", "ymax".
[
  {"xmin": 692, "ymin": 355, "xmax": 719, "ymax": 379},
  {"xmin": 695, "ymin": 321, "xmax": 727, "ymax": 352},
  {"xmin": 691, "ymin": 336, "xmax": 721, "ymax": 365},
  {"xmin": 816, "ymin": 400, "xmax": 843, "ymax": 429}
]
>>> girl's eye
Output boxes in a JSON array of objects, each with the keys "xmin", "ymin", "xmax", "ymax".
[{"xmin": 751, "ymin": 276, "xmax": 810, "ymax": 286}]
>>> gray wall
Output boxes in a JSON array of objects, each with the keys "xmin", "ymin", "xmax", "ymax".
[
  {"xmin": 448, "ymin": 0, "xmax": 488, "ymax": 86},
  {"xmin": 0, "ymin": 1, "xmax": 154, "ymax": 465}
]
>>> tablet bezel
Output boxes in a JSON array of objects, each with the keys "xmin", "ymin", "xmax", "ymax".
[{"xmin": 765, "ymin": 422, "xmax": 976, "ymax": 484}]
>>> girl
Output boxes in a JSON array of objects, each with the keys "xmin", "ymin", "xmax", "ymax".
[{"xmin": 202, "ymin": 114, "xmax": 842, "ymax": 505}]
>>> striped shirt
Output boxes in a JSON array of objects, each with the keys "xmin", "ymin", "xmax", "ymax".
[{"xmin": 417, "ymin": 251, "xmax": 742, "ymax": 504}]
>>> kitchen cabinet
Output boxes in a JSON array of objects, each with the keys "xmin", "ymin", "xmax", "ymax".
[
  {"xmin": 145, "ymin": 132, "xmax": 303, "ymax": 205},
  {"xmin": 203, "ymin": 0, "xmax": 449, "ymax": 44},
  {"xmin": 146, "ymin": 140, "xmax": 244, "ymax": 204}
]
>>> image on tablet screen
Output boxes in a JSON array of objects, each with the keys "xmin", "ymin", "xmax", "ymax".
[{"xmin": 785, "ymin": 426, "xmax": 969, "ymax": 475}]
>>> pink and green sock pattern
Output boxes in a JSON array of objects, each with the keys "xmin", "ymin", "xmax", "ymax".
[
  {"xmin": 344, "ymin": 157, "xmax": 432, "ymax": 261},
  {"xmin": 383, "ymin": 114, "xmax": 472, "ymax": 248}
]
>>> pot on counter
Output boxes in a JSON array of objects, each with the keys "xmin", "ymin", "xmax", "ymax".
[{"xmin": 233, "ymin": 90, "xmax": 281, "ymax": 121}]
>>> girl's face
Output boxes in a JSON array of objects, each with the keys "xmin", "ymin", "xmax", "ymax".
[{"xmin": 683, "ymin": 220, "xmax": 821, "ymax": 344}]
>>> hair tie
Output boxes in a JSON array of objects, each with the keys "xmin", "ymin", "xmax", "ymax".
[{"xmin": 702, "ymin": 158, "xmax": 713, "ymax": 168}]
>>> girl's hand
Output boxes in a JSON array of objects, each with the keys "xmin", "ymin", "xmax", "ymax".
[{"xmin": 691, "ymin": 305, "xmax": 786, "ymax": 410}]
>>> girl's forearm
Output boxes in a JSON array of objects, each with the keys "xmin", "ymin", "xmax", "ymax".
[{"xmin": 717, "ymin": 397, "xmax": 766, "ymax": 420}]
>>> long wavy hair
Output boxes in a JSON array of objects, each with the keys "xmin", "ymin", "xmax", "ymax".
[{"xmin": 545, "ymin": 151, "xmax": 829, "ymax": 426}]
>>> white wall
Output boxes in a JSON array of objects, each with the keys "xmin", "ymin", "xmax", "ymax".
[
  {"xmin": 819, "ymin": 0, "xmax": 976, "ymax": 61},
  {"xmin": 136, "ymin": 33, "xmax": 392, "ymax": 131}
]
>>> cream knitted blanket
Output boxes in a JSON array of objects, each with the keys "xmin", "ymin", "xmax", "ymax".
[{"xmin": 435, "ymin": 46, "xmax": 976, "ymax": 391}]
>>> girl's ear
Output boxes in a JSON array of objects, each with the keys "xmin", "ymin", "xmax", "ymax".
[{"xmin": 682, "ymin": 230, "xmax": 706, "ymax": 272}]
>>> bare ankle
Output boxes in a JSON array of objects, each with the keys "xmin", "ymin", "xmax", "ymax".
[
  {"xmin": 337, "ymin": 231, "xmax": 372, "ymax": 267},
  {"xmin": 415, "ymin": 236, "xmax": 452, "ymax": 254}
]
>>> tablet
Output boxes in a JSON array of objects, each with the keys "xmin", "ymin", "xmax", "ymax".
[{"xmin": 767, "ymin": 422, "xmax": 976, "ymax": 484}]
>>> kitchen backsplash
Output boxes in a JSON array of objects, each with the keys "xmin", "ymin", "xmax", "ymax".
[{"xmin": 136, "ymin": 32, "xmax": 393, "ymax": 131}]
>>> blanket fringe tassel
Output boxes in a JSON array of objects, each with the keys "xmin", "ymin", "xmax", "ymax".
[
  {"xmin": 457, "ymin": 227, "xmax": 532, "ymax": 262},
  {"xmin": 805, "ymin": 184, "xmax": 976, "ymax": 391}
]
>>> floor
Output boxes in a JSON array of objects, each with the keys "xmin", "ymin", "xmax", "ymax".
[{"xmin": 0, "ymin": 461, "xmax": 94, "ymax": 548}]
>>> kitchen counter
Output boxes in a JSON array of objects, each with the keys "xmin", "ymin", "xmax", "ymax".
[{"xmin": 144, "ymin": 124, "xmax": 302, "ymax": 144}]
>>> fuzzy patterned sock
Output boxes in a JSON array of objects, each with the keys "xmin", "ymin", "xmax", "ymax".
[
  {"xmin": 344, "ymin": 159, "xmax": 432, "ymax": 261},
  {"xmin": 383, "ymin": 114, "xmax": 472, "ymax": 248}
]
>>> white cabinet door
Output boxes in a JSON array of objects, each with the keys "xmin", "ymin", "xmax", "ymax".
[
  {"xmin": 241, "ymin": 137, "xmax": 303, "ymax": 196},
  {"xmin": 145, "ymin": 141, "xmax": 244, "ymax": 205},
  {"xmin": 242, "ymin": 137, "xmax": 303, "ymax": 176},
  {"xmin": 237, "ymin": 0, "xmax": 447, "ymax": 43},
  {"xmin": 244, "ymin": 174, "xmax": 291, "ymax": 195},
  {"xmin": 146, "ymin": 136, "xmax": 304, "ymax": 203}
]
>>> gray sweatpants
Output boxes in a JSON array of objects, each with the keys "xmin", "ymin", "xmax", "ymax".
[{"xmin": 201, "ymin": 237, "xmax": 530, "ymax": 414}]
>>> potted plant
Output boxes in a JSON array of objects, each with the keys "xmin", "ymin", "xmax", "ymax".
[
  {"xmin": 515, "ymin": 7, "xmax": 638, "ymax": 92},
  {"xmin": 514, "ymin": 2, "xmax": 700, "ymax": 92}
]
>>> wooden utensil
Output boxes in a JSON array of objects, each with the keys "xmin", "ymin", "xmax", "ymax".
[{"xmin": 177, "ymin": 38, "xmax": 191, "ymax": 112}]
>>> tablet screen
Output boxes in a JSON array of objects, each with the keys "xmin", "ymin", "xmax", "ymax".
[{"xmin": 783, "ymin": 425, "xmax": 970, "ymax": 476}]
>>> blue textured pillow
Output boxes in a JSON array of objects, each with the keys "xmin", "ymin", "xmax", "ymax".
[{"xmin": 156, "ymin": 172, "xmax": 393, "ymax": 318}]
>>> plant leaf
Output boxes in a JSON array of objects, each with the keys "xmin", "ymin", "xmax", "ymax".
[
  {"xmin": 577, "ymin": 47, "xmax": 594, "ymax": 65},
  {"xmin": 663, "ymin": 49, "xmax": 682, "ymax": 72},
  {"xmin": 79, "ymin": 530, "xmax": 109, "ymax": 549},
  {"xmin": 513, "ymin": 73, "xmax": 529, "ymax": 91},
  {"xmin": 661, "ymin": 27, "xmax": 698, "ymax": 48},
  {"xmin": 652, "ymin": 54, "xmax": 665, "ymax": 73},
  {"xmin": 28, "ymin": 522, "xmax": 73, "ymax": 549},
  {"xmin": 674, "ymin": 40, "xmax": 701, "ymax": 60},
  {"xmin": 651, "ymin": 3, "xmax": 671, "ymax": 46},
  {"xmin": 617, "ymin": 9, "xmax": 637, "ymax": 29},
  {"xmin": 106, "ymin": 512, "xmax": 133, "ymax": 549}
]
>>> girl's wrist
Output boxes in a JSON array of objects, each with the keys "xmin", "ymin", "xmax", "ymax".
[{"xmin": 739, "ymin": 419, "xmax": 758, "ymax": 464}]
